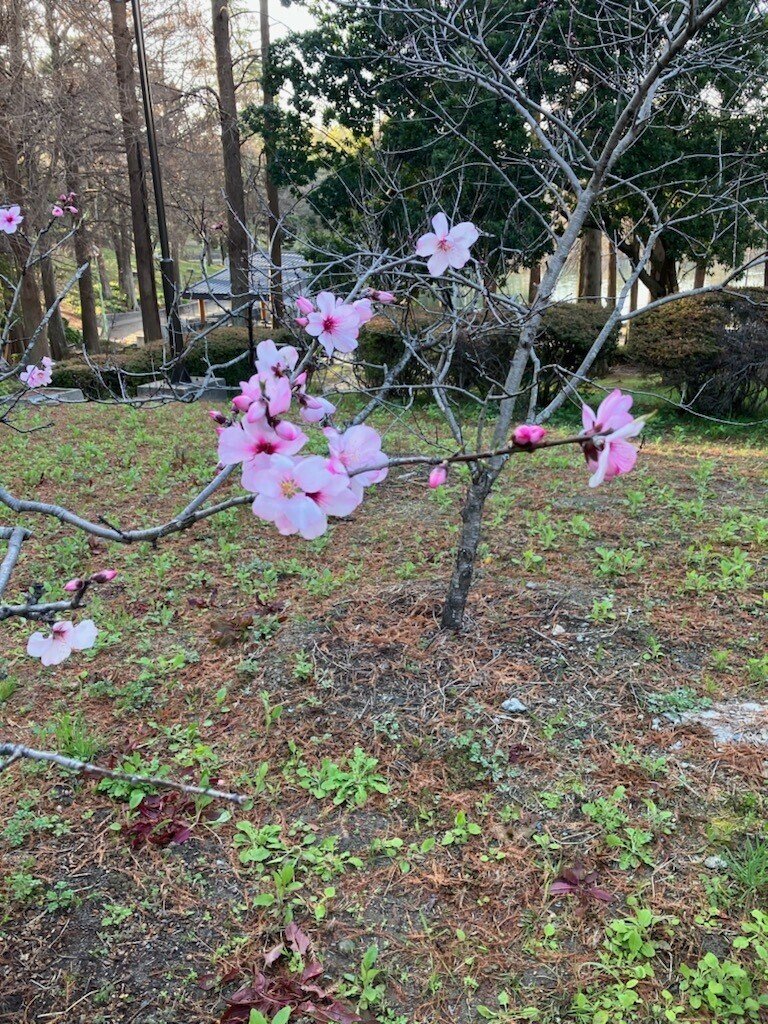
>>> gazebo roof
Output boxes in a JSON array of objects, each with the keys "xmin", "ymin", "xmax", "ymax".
[{"xmin": 183, "ymin": 251, "xmax": 309, "ymax": 300}]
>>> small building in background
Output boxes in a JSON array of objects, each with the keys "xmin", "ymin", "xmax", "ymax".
[{"xmin": 182, "ymin": 251, "xmax": 309, "ymax": 325}]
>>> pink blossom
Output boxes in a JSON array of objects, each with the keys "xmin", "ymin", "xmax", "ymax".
[
  {"xmin": 255, "ymin": 339, "xmax": 299, "ymax": 380},
  {"xmin": 324, "ymin": 425, "xmax": 388, "ymax": 497},
  {"xmin": 249, "ymin": 454, "xmax": 352, "ymax": 539},
  {"xmin": 27, "ymin": 619, "xmax": 98, "ymax": 666},
  {"xmin": 0, "ymin": 205, "xmax": 23, "ymax": 234},
  {"xmin": 296, "ymin": 295, "xmax": 315, "ymax": 315},
  {"xmin": 369, "ymin": 289, "xmax": 395, "ymax": 304},
  {"xmin": 51, "ymin": 205, "xmax": 65, "ymax": 218},
  {"xmin": 233, "ymin": 372, "xmax": 291, "ymax": 421},
  {"xmin": 513, "ymin": 424, "xmax": 547, "ymax": 448},
  {"xmin": 66, "ymin": 206, "xmax": 78, "ymax": 215},
  {"xmin": 91, "ymin": 569, "xmax": 118, "ymax": 583},
  {"xmin": 352, "ymin": 298, "xmax": 374, "ymax": 326},
  {"xmin": 64, "ymin": 578, "xmax": 85, "ymax": 592},
  {"xmin": 294, "ymin": 373, "xmax": 336, "ymax": 423},
  {"xmin": 580, "ymin": 389, "xmax": 644, "ymax": 487},
  {"xmin": 415, "ymin": 212, "xmax": 479, "ymax": 276},
  {"xmin": 19, "ymin": 356, "xmax": 53, "ymax": 389},
  {"xmin": 429, "ymin": 464, "xmax": 448, "ymax": 488},
  {"xmin": 218, "ymin": 416, "xmax": 307, "ymax": 490},
  {"xmin": 304, "ymin": 291, "xmax": 360, "ymax": 357}
]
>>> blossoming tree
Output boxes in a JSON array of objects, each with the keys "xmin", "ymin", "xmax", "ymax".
[{"xmin": 1, "ymin": 0, "xmax": 766, "ymax": 788}]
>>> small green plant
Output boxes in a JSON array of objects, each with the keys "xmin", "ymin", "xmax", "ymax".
[
  {"xmin": 590, "ymin": 595, "xmax": 616, "ymax": 624},
  {"xmin": 249, "ymin": 1007, "xmax": 290, "ymax": 1024},
  {"xmin": 247, "ymin": 1008, "xmax": 291, "ymax": 1024},
  {"xmin": 294, "ymin": 748, "xmax": 388, "ymax": 807},
  {"xmin": 343, "ymin": 944, "xmax": 385, "ymax": 1011},
  {"xmin": 441, "ymin": 810, "xmax": 482, "ymax": 846},
  {"xmin": 726, "ymin": 838, "xmax": 768, "ymax": 900}
]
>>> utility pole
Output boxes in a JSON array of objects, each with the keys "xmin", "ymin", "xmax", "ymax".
[
  {"xmin": 129, "ymin": 0, "xmax": 186, "ymax": 375},
  {"xmin": 259, "ymin": 0, "xmax": 283, "ymax": 321}
]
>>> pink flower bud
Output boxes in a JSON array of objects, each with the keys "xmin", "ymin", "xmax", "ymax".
[
  {"xmin": 429, "ymin": 464, "xmax": 448, "ymax": 488},
  {"xmin": 91, "ymin": 569, "xmax": 118, "ymax": 583},
  {"xmin": 51, "ymin": 205, "xmax": 64, "ymax": 217},
  {"xmin": 296, "ymin": 295, "xmax": 314, "ymax": 315},
  {"xmin": 295, "ymin": 316, "xmax": 309, "ymax": 328},
  {"xmin": 64, "ymin": 578, "xmax": 85, "ymax": 592},
  {"xmin": 294, "ymin": 371, "xmax": 307, "ymax": 387},
  {"xmin": 66, "ymin": 206, "xmax": 79, "ymax": 215},
  {"xmin": 209, "ymin": 409, "xmax": 228, "ymax": 425},
  {"xmin": 232, "ymin": 394, "xmax": 252, "ymax": 413},
  {"xmin": 370, "ymin": 290, "xmax": 395, "ymax": 303},
  {"xmin": 513, "ymin": 424, "xmax": 547, "ymax": 447},
  {"xmin": 59, "ymin": 193, "xmax": 68, "ymax": 202}
]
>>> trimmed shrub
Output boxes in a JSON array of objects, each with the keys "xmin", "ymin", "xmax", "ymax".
[
  {"xmin": 354, "ymin": 304, "xmax": 620, "ymax": 402},
  {"xmin": 50, "ymin": 325, "xmax": 294, "ymax": 396},
  {"xmin": 626, "ymin": 289, "xmax": 768, "ymax": 416}
]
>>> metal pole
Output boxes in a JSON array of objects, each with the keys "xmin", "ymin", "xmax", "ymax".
[{"xmin": 128, "ymin": 0, "xmax": 188, "ymax": 380}]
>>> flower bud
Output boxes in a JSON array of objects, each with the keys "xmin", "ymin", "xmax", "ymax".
[
  {"xmin": 91, "ymin": 569, "xmax": 118, "ymax": 583},
  {"xmin": 295, "ymin": 316, "xmax": 309, "ymax": 328},
  {"xmin": 513, "ymin": 424, "xmax": 547, "ymax": 447},
  {"xmin": 232, "ymin": 393, "xmax": 252, "ymax": 413},
  {"xmin": 209, "ymin": 409, "xmax": 228, "ymax": 425},
  {"xmin": 296, "ymin": 295, "xmax": 314, "ymax": 315},
  {"xmin": 429, "ymin": 464, "xmax": 448, "ymax": 488},
  {"xmin": 64, "ymin": 578, "xmax": 85, "ymax": 592},
  {"xmin": 370, "ymin": 290, "xmax": 395, "ymax": 303}
]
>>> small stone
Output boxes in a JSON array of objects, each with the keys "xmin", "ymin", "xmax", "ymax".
[
  {"xmin": 704, "ymin": 855, "xmax": 728, "ymax": 871},
  {"xmin": 501, "ymin": 697, "xmax": 528, "ymax": 714},
  {"xmin": 552, "ymin": 624, "xmax": 566, "ymax": 637}
]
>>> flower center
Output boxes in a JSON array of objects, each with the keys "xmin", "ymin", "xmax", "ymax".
[
  {"xmin": 436, "ymin": 237, "xmax": 452, "ymax": 252},
  {"xmin": 280, "ymin": 478, "xmax": 300, "ymax": 498},
  {"xmin": 321, "ymin": 315, "xmax": 338, "ymax": 334}
]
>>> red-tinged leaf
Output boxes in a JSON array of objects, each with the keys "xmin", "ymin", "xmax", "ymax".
[
  {"xmin": 301, "ymin": 961, "xmax": 325, "ymax": 983},
  {"xmin": 197, "ymin": 973, "xmax": 219, "ymax": 991},
  {"xmin": 285, "ymin": 922, "xmax": 311, "ymax": 955},
  {"xmin": 587, "ymin": 886, "xmax": 614, "ymax": 902},
  {"xmin": 550, "ymin": 880, "xmax": 576, "ymax": 895},
  {"xmin": 264, "ymin": 943, "xmax": 284, "ymax": 967}
]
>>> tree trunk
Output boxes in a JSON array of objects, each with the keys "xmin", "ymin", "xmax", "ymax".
[
  {"xmin": 0, "ymin": 3, "xmax": 47, "ymax": 361},
  {"xmin": 528, "ymin": 262, "xmax": 541, "ymax": 304},
  {"xmin": 607, "ymin": 241, "xmax": 617, "ymax": 307},
  {"xmin": 629, "ymin": 278, "xmax": 639, "ymax": 313},
  {"xmin": 578, "ymin": 228, "xmax": 603, "ymax": 303},
  {"xmin": 259, "ymin": 0, "xmax": 283, "ymax": 321},
  {"xmin": 441, "ymin": 470, "xmax": 492, "ymax": 630},
  {"xmin": 95, "ymin": 247, "xmax": 113, "ymax": 301},
  {"xmin": 113, "ymin": 219, "xmax": 137, "ymax": 309},
  {"xmin": 109, "ymin": 0, "xmax": 162, "ymax": 341},
  {"xmin": 693, "ymin": 260, "xmax": 706, "ymax": 290},
  {"xmin": 212, "ymin": 0, "xmax": 249, "ymax": 322},
  {"xmin": 764, "ymin": 258, "xmax": 768, "ymax": 290},
  {"xmin": 646, "ymin": 237, "xmax": 678, "ymax": 297},
  {"xmin": 67, "ymin": 167, "xmax": 101, "ymax": 354},
  {"xmin": 40, "ymin": 255, "xmax": 68, "ymax": 360}
]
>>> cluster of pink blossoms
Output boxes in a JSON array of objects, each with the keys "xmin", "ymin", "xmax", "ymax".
[
  {"xmin": 51, "ymin": 191, "xmax": 78, "ymax": 218},
  {"xmin": 294, "ymin": 288, "xmax": 393, "ymax": 357},
  {"xmin": 26, "ymin": 570, "xmax": 117, "ymax": 667},
  {"xmin": 216, "ymin": 339, "xmax": 388, "ymax": 539},
  {"xmin": 19, "ymin": 355, "xmax": 53, "ymax": 389}
]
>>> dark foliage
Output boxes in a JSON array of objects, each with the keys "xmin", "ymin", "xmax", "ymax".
[{"xmin": 626, "ymin": 289, "xmax": 768, "ymax": 416}]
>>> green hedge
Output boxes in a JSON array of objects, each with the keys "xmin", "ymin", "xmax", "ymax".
[
  {"xmin": 626, "ymin": 289, "xmax": 768, "ymax": 416},
  {"xmin": 355, "ymin": 304, "xmax": 620, "ymax": 403},
  {"xmin": 51, "ymin": 326, "xmax": 294, "ymax": 396}
]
